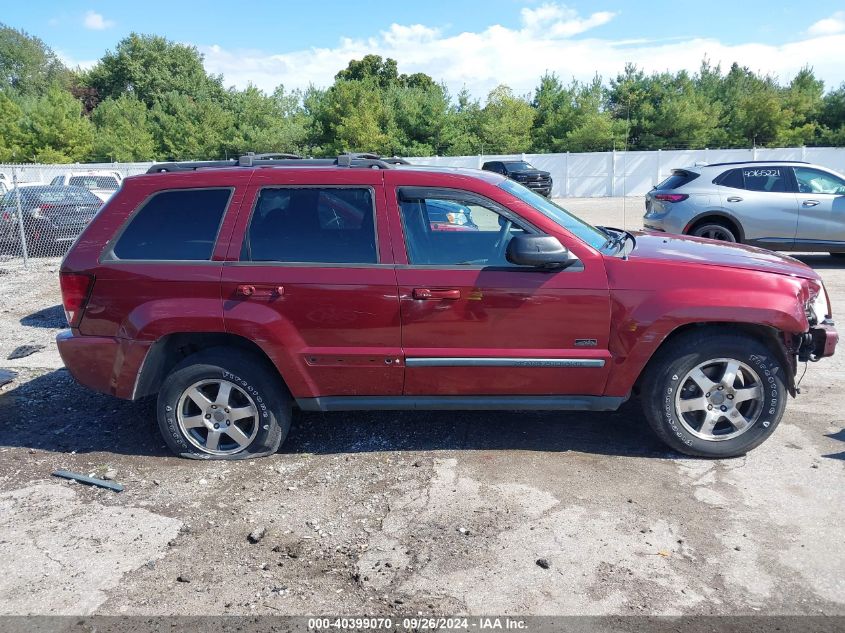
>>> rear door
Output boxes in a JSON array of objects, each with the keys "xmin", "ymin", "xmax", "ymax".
[
  {"xmin": 221, "ymin": 170, "xmax": 403, "ymax": 400},
  {"xmin": 793, "ymin": 166, "xmax": 845, "ymax": 246},
  {"xmin": 715, "ymin": 166, "xmax": 799, "ymax": 248},
  {"xmin": 385, "ymin": 179, "xmax": 612, "ymax": 397}
]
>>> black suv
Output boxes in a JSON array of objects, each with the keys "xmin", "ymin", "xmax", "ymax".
[{"xmin": 482, "ymin": 161, "xmax": 553, "ymax": 197}]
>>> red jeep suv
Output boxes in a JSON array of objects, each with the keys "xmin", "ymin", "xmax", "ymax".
[{"xmin": 56, "ymin": 153, "xmax": 838, "ymax": 460}]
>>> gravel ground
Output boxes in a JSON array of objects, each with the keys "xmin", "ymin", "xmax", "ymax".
[{"xmin": 0, "ymin": 198, "xmax": 843, "ymax": 616}]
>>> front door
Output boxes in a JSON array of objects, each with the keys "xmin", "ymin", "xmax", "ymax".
[
  {"xmin": 793, "ymin": 166, "xmax": 845, "ymax": 246},
  {"xmin": 221, "ymin": 171, "xmax": 403, "ymax": 400},
  {"xmin": 388, "ymin": 185, "xmax": 611, "ymax": 396}
]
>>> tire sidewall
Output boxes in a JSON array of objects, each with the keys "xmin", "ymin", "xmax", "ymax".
[
  {"xmin": 157, "ymin": 354, "xmax": 288, "ymax": 460},
  {"xmin": 656, "ymin": 342, "xmax": 785, "ymax": 457},
  {"xmin": 693, "ymin": 223, "xmax": 737, "ymax": 243}
]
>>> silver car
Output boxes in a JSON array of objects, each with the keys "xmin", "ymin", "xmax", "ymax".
[{"xmin": 643, "ymin": 160, "xmax": 845, "ymax": 256}]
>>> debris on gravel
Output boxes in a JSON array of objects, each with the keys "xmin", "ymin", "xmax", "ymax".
[
  {"xmin": 536, "ymin": 558, "xmax": 551, "ymax": 570},
  {"xmin": 7, "ymin": 344, "xmax": 45, "ymax": 360},
  {"xmin": 248, "ymin": 527, "xmax": 267, "ymax": 544}
]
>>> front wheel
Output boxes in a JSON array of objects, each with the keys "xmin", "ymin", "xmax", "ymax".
[
  {"xmin": 156, "ymin": 348, "xmax": 291, "ymax": 460},
  {"xmin": 641, "ymin": 332, "xmax": 786, "ymax": 457}
]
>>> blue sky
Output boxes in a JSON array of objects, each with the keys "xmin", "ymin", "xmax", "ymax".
[{"xmin": 8, "ymin": 1, "xmax": 845, "ymax": 97}]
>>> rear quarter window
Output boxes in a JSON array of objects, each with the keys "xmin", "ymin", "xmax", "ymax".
[
  {"xmin": 112, "ymin": 188, "xmax": 231, "ymax": 261},
  {"xmin": 714, "ymin": 169, "xmax": 744, "ymax": 189},
  {"xmin": 656, "ymin": 171, "xmax": 699, "ymax": 190}
]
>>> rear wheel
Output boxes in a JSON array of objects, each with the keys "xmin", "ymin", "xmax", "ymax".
[
  {"xmin": 690, "ymin": 221, "xmax": 737, "ymax": 243},
  {"xmin": 641, "ymin": 332, "xmax": 786, "ymax": 457},
  {"xmin": 156, "ymin": 348, "xmax": 290, "ymax": 460}
]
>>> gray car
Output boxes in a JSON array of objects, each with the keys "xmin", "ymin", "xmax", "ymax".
[{"xmin": 643, "ymin": 160, "xmax": 845, "ymax": 256}]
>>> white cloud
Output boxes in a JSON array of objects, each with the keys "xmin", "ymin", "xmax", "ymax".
[
  {"xmin": 56, "ymin": 51, "xmax": 97, "ymax": 71},
  {"xmin": 196, "ymin": 3, "xmax": 845, "ymax": 99},
  {"xmin": 83, "ymin": 10, "xmax": 114, "ymax": 30},
  {"xmin": 808, "ymin": 11, "xmax": 845, "ymax": 35}
]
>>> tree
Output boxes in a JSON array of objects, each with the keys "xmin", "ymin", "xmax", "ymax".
[
  {"xmin": 440, "ymin": 88, "xmax": 482, "ymax": 155},
  {"xmin": 19, "ymin": 86, "xmax": 93, "ymax": 162},
  {"xmin": 85, "ymin": 33, "xmax": 225, "ymax": 108},
  {"xmin": 0, "ymin": 23, "xmax": 69, "ymax": 96},
  {"xmin": 335, "ymin": 55, "xmax": 399, "ymax": 89},
  {"xmin": 91, "ymin": 94, "xmax": 157, "ymax": 161},
  {"xmin": 479, "ymin": 85, "xmax": 534, "ymax": 154},
  {"xmin": 387, "ymin": 81, "xmax": 450, "ymax": 155},
  {"xmin": 224, "ymin": 85, "xmax": 310, "ymax": 156},
  {"xmin": 309, "ymin": 79, "xmax": 393, "ymax": 155},
  {"xmin": 150, "ymin": 91, "xmax": 232, "ymax": 160},
  {"xmin": 0, "ymin": 91, "xmax": 25, "ymax": 160}
]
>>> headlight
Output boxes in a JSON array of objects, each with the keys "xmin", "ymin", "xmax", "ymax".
[{"xmin": 808, "ymin": 284, "xmax": 832, "ymax": 324}]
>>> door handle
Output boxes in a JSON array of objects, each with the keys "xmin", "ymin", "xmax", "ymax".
[
  {"xmin": 802, "ymin": 199, "xmax": 820, "ymax": 207},
  {"xmin": 236, "ymin": 284, "xmax": 284, "ymax": 298},
  {"xmin": 413, "ymin": 288, "xmax": 461, "ymax": 300},
  {"xmin": 726, "ymin": 196, "xmax": 743, "ymax": 203}
]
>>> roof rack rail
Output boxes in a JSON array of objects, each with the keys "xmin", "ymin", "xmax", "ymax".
[
  {"xmin": 704, "ymin": 159, "xmax": 810, "ymax": 168},
  {"xmin": 239, "ymin": 152, "xmax": 303, "ymax": 166},
  {"xmin": 146, "ymin": 152, "xmax": 408, "ymax": 174}
]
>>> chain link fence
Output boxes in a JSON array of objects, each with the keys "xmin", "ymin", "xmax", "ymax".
[{"xmin": 0, "ymin": 163, "xmax": 151, "ymax": 265}]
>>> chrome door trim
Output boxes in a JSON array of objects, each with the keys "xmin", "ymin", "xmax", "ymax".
[{"xmin": 405, "ymin": 357, "xmax": 605, "ymax": 368}]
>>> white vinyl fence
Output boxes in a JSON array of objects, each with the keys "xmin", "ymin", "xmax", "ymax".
[{"xmin": 406, "ymin": 147, "xmax": 845, "ymax": 198}]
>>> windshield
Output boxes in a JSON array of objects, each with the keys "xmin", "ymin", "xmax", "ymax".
[
  {"xmin": 69, "ymin": 176, "xmax": 120, "ymax": 190},
  {"xmin": 498, "ymin": 179, "xmax": 608, "ymax": 250},
  {"xmin": 504, "ymin": 161, "xmax": 535, "ymax": 171}
]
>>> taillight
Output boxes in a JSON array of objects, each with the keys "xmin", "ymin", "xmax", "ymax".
[
  {"xmin": 655, "ymin": 193, "xmax": 689, "ymax": 202},
  {"xmin": 59, "ymin": 272, "xmax": 94, "ymax": 327}
]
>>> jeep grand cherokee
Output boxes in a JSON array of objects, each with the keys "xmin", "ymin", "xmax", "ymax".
[{"xmin": 57, "ymin": 153, "xmax": 837, "ymax": 460}]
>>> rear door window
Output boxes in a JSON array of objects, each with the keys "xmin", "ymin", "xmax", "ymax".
[
  {"xmin": 243, "ymin": 187, "xmax": 377, "ymax": 264},
  {"xmin": 113, "ymin": 188, "xmax": 231, "ymax": 261},
  {"xmin": 740, "ymin": 167, "xmax": 787, "ymax": 193}
]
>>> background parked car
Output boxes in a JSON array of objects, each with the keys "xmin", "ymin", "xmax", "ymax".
[
  {"xmin": 0, "ymin": 185, "xmax": 103, "ymax": 256},
  {"xmin": 49, "ymin": 171, "xmax": 123, "ymax": 202},
  {"xmin": 425, "ymin": 199, "xmax": 479, "ymax": 231},
  {"xmin": 643, "ymin": 160, "xmax": 845, "ymax": 257},
  {"xmin": 482, "ymin": 160, "xmax": 553, "ymax": 197}
]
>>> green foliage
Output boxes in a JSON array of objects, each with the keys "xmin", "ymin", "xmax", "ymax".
[
  {"xmin": 150, "ymin": 91, "xmax": 232, "ymax": 160},
  {"xmin": 85, "ymin": 33, "xmax": 224, "ymax": 108},
  {"xmin": 224, "ymin": 85, "xmax": 311, "ymax": 156},
  {"xmin": 0, "ymin": 23, "xmax": 69, "ymax": 96},
  {"xmin": 0, "ymin": 91, "xmax": 25, "ymax": 161},
  {"xmin": 91, "ymin": 94, "xmax": 157, "ymax": 161},
  {"xmin": 19, "ymin": 86, "xmax": 94, "ymax": 162},
  {"xmin": 479, "ymin": 85, "xmax": 534, "ymax": 154}
]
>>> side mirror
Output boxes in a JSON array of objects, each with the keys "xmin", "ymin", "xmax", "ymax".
[{"xmin": 506, "ymin": 235, "xmax": 573, "ymax": 269}]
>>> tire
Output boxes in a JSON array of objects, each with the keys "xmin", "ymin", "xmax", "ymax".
[
  {"xmin": 641, "ymin": 331, "xmax": 786, "ymax": 458},
  {"xmin": 156, "ymin": 348, "xmax": 290, "ymax": 460},
  {"xmin": 690, "ymin": 221, "xmax": 738, "ymax": 243}
]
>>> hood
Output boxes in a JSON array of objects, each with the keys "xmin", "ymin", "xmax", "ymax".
[
  {"xmin": 629, "ymin": 230, "xmax": 820, "ymax": 280},
  {"xmin": 509, "ymin": 169, "xmax": 550, "ymax": 177}
]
